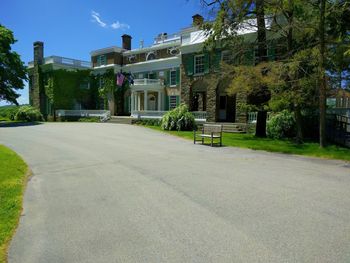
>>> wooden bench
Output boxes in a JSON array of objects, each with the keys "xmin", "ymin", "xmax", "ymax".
[{"xmin": 194, "ymin": 124, "xmax": 223, "ymax": 147}]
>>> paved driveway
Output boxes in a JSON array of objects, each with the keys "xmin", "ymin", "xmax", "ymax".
[{"xmin": 1, "ymin": 123, "xmax": 350, "ymax": 263}]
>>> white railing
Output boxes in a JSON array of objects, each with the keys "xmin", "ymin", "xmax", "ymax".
[
  {"xmin": 56, "ymin": 110, "xmax": 111, "ymax": 122},
  {"xmin": 248, "ymin": 112, "xmax": 272, "ymax": 123},
  {"xmin": 133, "ymin": 79, "xmax": 162, "ymax": 85},
  {"xmin": 131, "ymin": 110, "xmax": 207, "ymax": 121},
  {"xmin": 154, "ymin": 33, "xmax": 181, "ymax": 44},
  {"xmin": 131, "ymin": 111, "xmax": 166, "ymax": 119},
  {"xmin": 192, "ymin": 111, "xmax": 207, "ymax": 121},
  {"xmin": 28, "ymin": 56, "xmax": 91, "ymax": 68}
]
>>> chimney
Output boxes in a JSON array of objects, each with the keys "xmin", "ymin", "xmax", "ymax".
[
  {"xmin": 122, "ymin": 34, "xmax": 132, "ymax": 50},
  {"xmin": 33, "ymin": 41, "xmax": 44, "ymax": 65},
  {"xmin": 140, "ymin": 39, "xmax": 144, "ymax": 49},
  {"xmin": 192, "ymin": 14, "xmax": 204, "ymax": 26}
]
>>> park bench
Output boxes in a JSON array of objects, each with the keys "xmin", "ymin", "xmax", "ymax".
[{"xmin": 194, "ymin": 124, "xmax": 223, "ymax": 147}]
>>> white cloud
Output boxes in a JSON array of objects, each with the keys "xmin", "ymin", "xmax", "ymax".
[
  {"xmin": 91, "ymin": 10, "xmax": 107, "ymax": 28},
  {"xmin": 91, "ymin": 10, "xmax": 130, "ymax": 30},
  {"xmin": 111, "ymin": 21, "xmax": 130, "ymax": 30}
]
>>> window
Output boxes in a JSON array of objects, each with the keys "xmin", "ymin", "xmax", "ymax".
[
  {"xmin": 99, "ymin": 76, "xmax": 105, "ymax": 88},
  {"xmin": 169, "ymin": 96, "xmax": 177, "ymax": 109},
  {"xmin": 194, "ymin": 55, "xmax": 205, "ymax": 74},
  {"xmin": 97, "ymin": 55, "xmax": 106, "ymax": 66},
  {"xmin": 148, "ymin": 72, "xmax": 157, "ymax": 79},
  {"xmin": 146, "ymin": 52, "xmax": 156, "ymax": 61},
  {"xmin": 170, "ymin": 70, "xmax": 177, "ymax": 86}
]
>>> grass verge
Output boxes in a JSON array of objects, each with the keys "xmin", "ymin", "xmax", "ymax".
[
  {"xmin": 0, "ymin": 145, "xmax": 29, "ymax": 263},
  {"xmin": 145, "ymin": 125, "xmax": 350, "ymax": 162}
]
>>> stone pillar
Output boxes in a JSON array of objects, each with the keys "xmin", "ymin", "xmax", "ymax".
[
  {"xmin": 206, "ymin": 78, "xmax": 217, "ymax": 122},
  {"xmin": 157, "ymin": 91, "xmax": 161, "ymax": 111},
  {"xmin": 235, "ymin": 91, "xmax": 247, "ymax": 123},
  {"xmin": 198, "ymin": 93, "xmax": 204, "ymax": 111},
  {"xmin": 180, "ymin": 64, "xmax": 191, "ymax": 107},
  {"xmin": 144, "ymin": 90, "xmax": 148, "ymax": 111}
]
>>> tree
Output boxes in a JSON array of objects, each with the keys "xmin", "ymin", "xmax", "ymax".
[
  {"xmin": 0, "ymin": 24, "xmax": 27, "ymax": 105},
  {"xmin": 202, "ymin": 0, "xmax": 271, "ymax": 137},
  {"xmin": 99, "ymin": 69, "xmax": 116, "ymax": 115}
]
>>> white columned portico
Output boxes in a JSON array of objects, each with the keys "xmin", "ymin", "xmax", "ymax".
[
  {"xmin": 158, "ymin": 91, "xmax": 161, "ymax": 111},
  {"xmin": 144, "ymin": 90, "xmax": 148, "ymax": 111}
]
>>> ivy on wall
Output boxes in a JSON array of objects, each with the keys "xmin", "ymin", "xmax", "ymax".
[
  {"xmin": 43, "ymin": 69, "xmax": 99, "ymax": 116},
  {"xmin": 98, "ymin": 69, "xmax": 131, "ymax": 115}
]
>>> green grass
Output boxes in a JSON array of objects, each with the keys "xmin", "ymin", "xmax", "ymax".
[
  {"xmin": 145, "ymin": 125, "xmax": 350, "ymax": 161},
  {"xmin": 0, "ymin": 145, "xmax": 28, "ymax": 263}
]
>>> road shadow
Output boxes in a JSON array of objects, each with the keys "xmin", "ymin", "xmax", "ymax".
[{"xmin": 0, "ymin": 122, "xmax": 43, "ymax": 128}]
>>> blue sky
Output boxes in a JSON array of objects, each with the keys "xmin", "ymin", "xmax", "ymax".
[{"xmin": 0, "ymin": 0, "xmax": 203, "ymax": 105}]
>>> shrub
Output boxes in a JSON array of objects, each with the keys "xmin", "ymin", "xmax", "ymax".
[
  {"xmin": 0, "ymin": 105, "xmax": 20, "ymax": 120},
  {"xmin": 134, "ymin": 119, "xmax": 160, "ymax": 126},
  {"xmin": 78, "ymin": 117, "xmax": 100, "ymax": 122},
  {"xmin": 14, "ymin": 106, "xmax": 43, "ymax": 122},
  {"xmin": 267, "ymin": 110, "xmax": 296, "ymax": 139},
  {"xmin": 161, "ymin": 104, "xmax": 195, "ymax": 131}
]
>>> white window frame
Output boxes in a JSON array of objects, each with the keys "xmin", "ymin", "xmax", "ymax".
[
  {"xmin": 194, "ymin": 54, "xmax": 205, "ymax": 75},
  {"xmin": 170, "ymin": 70, "xmax": 177, "ymax": 87},
  {"xmin": 169, "ymin": 96, "xmax": 177, "ymax": 109}
]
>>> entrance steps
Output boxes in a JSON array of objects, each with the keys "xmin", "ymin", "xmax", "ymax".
[
  {"xmin": 205, "ymin": 122, "xmax": 247, "ymax": 133},
  {"xmin": 107, "ymin": 116, "xmax": 134, "ymax": 125}
]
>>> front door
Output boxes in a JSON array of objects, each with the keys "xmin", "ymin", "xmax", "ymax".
[
  {"xmin": 219, "ymin": 95, "xmax": 227, "ymax": 121},
  {"xmin": 148, "ymin": 94, "xmax": 156, "ymax": 110}
]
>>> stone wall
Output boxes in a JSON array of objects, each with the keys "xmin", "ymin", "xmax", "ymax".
[{"xmin": 235, "ymin": 91, "xmax": 247, "ymax": 123}]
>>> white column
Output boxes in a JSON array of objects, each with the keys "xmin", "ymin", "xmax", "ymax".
[
  {"xmin": 137, "ymin": 93, "xmax": 141, "ymax": 111},
  {"xmin": 131, "ymin": 91, "xmax": 134, "ymax": 111},
  {"xmin": 144, "ymin": 90, "xmax": 148, "ymax": 111},
  {"xmin": 158, "ymin": 91, "xmax": 161, "ymax": 111}
]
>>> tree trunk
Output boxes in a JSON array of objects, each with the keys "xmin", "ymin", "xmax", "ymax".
[
  {"xmin": 294, "ymin": 105, "xmax": 303, "ymax": 143},
  {"xmin": 256, "ymin": 0, "xmax": 267, "ymax": 63},
  {"xmin": 255, "ymin": 0, "xmax": 268, "ymax": 137},
  {"xmin": 319, "ymin": 0, "xmax": 327, "ymax": 148},
  {"xmin": 255, "ymin": 110, "xmax": 267, "ymax": 137}
]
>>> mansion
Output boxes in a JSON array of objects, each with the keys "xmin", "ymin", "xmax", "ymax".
[{"xmin": 28, "ymin": 14, "xmax": 278, "ymax": 123}]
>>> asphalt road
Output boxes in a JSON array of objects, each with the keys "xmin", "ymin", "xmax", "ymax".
[{"xmin": 1, "ymin": 123, "xmax": 350, "ymax": 263}]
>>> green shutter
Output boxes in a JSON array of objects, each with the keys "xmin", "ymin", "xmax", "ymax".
[
  {"xmin": 204, "ymin": 53, "xmax": 210, "ymax": 74},
  {"xmin": 176, "ymin": 68, "xmax": 180, "ymax": 85},
  {"xmin": 165, "ymin": 95, "xmax": 169, "ymax": 110},
  {"xmin": 184, "ymin": 55, "xmax": 194, "ymax": 76},
  {"xmin": 164, "ymin": 70, "xmax": 170, "ymax": 86},
  {"xmin": 268, "ymin": 44, "xmax": 276, "ymax": 61},
  {"xmin": 210, "ymin": 50, "xmax": 222, "ymax": 71},
  {"xmin": 176, "ymin": 96, "xmax": 180, "ymax": 106}
]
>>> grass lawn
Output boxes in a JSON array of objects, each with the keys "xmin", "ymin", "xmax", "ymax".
[
  {"xmin": 145, "ymin": 125, "xmax": 350, "ymax": 162},
  {"xmin": 0, "ymin": 145, "xmax": 28, "ymax": 263}
]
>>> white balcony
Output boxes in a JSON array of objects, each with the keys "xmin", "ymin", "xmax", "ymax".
[
  {"xmin": 132, "ymin": 78, "xmax": 164, "ymax": 92},
  {"xmin": 28, "ymin": 56, "xmax": 91, "ymax": 69},
  {"xmin": 133, "ymin": 78, "xmax": 162, "ymax": 85}
]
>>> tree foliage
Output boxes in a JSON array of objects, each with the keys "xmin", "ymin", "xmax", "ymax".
[{"xmin": 0, "ymin": 24, "xmax": 27, "ymax": 105}]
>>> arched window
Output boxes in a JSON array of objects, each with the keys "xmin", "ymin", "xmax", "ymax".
[{"xmin": 146, "ymin": 52, "xmax": 156, "ymax": 61}]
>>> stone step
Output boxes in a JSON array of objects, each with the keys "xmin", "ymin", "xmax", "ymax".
[{"xmin": 107, "ymin": 116, "xmax": 133, "ymax": 125}]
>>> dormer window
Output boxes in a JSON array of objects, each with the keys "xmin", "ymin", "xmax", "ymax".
[
  {"xmin": 97, "ymin": 55, "xmax": 106, "ymax": 66},
  {"xmin": 128, "ymin": 55, "xmax": 136, "ymax": 63},
  {"xmin": 146, "ymin": 52, "xmax": 156, "ymax": 61},
  {"xmin": 168, "ymin": 47, "xmax": 179, "ymax": 55}
]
